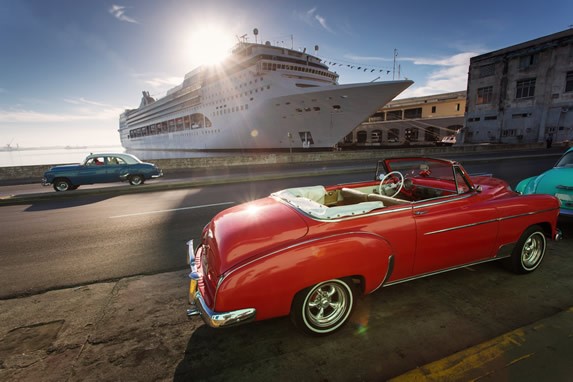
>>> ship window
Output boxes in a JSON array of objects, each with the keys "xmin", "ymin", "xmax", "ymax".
[
  {"xmin": 313, "ymin": 107, "xmax": 320, "ymax": 111},
  {"xmin": 332, "ymin": 105, "xmax": 341, "ymax": 110}
]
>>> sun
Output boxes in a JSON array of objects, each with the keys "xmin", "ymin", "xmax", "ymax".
[{"xmin": 187, "ymin": 26, "xmax": 235, "ymax": 67}]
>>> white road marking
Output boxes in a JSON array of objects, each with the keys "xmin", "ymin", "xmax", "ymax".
[{"xmin": 109, "ymin": 202, "xmax": 235, "ymax": 219}]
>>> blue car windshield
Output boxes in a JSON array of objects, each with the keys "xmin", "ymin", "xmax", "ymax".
[{"xmin": 555, "ymin": 151, "xmax": 573, "ymax": 168}]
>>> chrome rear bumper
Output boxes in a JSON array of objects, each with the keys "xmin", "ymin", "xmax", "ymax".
[
  {"xmin": 187, "ymin": 291, "xmax": 256, "ymax": 328},
  {"xmin": 186, "ymin": 240, "xmax": 256, "ymax": 328}
]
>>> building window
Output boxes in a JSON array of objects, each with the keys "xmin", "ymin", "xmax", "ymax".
[
  {"xmin": 357, "ymin": 131, "xmax": 367, "ymax": 143},
  {"xmin": 456, "ymin": 103, "xmax": 461, "ymax": 111},
  {"xmin": 516, "ymin": 78, "xmax": 536, "ymax": 99},
  {"xmin": 502, "ymin": 129, "xmax": 517, "ymax": 137},
  {"xmin": 371, "ymin": 130, "xmax": 382, "ymax": 143},
  {"xmin": 479, "ymin": 64, "xmax": 495, "ymax": 78},
  {"xmin": 404, "ymin": 108, "xmax": 422, "ymax": 119},
  {"xmin": 404, "ymin": 128, "xmax": 418, "ymax": 141},
  {"xmin": 386, "ymin": 110, "xmax": 403, "ymax": 120},
  {"xmin": 431, "ymin": 106, "xmax": 436, "ymax": 113},
  {"xmin": 477, "ymin": 86, "xmax": 493, "ymax": 104},
  {"xmin": 519, "ymin": 54, "xmax": 537, "ymax": 69},
  {"xmin": 388, "ymin": 128, "xmax": 400, "ymax": 142},
  {"xmin": 566, "ymin": 71, "xmax": 573, "ymax": 93},
  {"xmin": 512, "ymin": 113, "xmax": 532, "ymax": 119}
]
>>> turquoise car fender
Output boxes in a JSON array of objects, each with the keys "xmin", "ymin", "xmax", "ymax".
[{"xmin": 515, "ymin": 176, "xmax": 537, "ymax": 194}]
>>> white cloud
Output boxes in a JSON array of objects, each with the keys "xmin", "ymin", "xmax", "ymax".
[
  {"xmin": 403, "ymin": 52, "xmax": 477, "ymax": 96},
  {"xmin": 109, "ymin": 5, "xmax": 138, "ymax": 24},
  {"xmin": 0, "ymin": 103, "xmax": 124, "ymax": 124},
  {"xmin": 63, "ymin": 97, "xmax": 112, "ymax": 108},
  {"xmin": 143, "ymin": 76, "xmax": 182, "ymax": 89},
  {"xmin": 294, "ymin": 7, "xmax": 334, "ymax": 33}
]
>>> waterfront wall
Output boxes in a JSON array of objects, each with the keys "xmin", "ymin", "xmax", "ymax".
[{"xmin": 0, "ymin": 143, "xmax": 546, "ymax": 182}]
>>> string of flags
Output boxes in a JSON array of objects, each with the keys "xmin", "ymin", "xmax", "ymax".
[{"xmin": 319, "ymin": 58, "xmax": 392, "ymax": 74}]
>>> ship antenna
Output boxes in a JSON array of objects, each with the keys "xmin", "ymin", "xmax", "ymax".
[{"xmin": 393, "ymin": 48, "xmax": 398, "ymax": 80}]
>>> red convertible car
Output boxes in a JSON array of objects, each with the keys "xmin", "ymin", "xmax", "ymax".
[{"xmin": 186, "ymin": 157, "xmax": 562, "ymax": 336}]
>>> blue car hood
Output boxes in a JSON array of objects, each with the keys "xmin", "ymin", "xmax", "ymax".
[{"xmin": 48, "ymin": 164, "xmax": 83, "ymax": 172}]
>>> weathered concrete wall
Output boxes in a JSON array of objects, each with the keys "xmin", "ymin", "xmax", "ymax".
[{"xmin": 0, "ymin": 143, "xmax": 545, "ymax": 182}]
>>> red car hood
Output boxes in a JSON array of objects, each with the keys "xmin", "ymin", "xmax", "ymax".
[{"xmin": 209, "ymin": 197, "xmax": 309, "ymax": 274}]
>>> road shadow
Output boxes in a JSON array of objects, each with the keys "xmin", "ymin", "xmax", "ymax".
[
  {"xmin": 23, "ymin": 194, "xmax": 120, "ymax": 211},
  {"xmin": 172, "ymin": 313, "xmax": 385, "ymax": 381}
]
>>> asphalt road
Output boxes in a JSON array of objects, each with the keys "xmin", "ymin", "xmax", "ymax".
[{"xmin": 0, "ymin": 153, "xmax": 564, "ymax": 299}]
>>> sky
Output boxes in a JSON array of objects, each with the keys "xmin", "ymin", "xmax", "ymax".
[{"xmin": 1, "ymin": 0, "xmax": 572, "ymax": 148}]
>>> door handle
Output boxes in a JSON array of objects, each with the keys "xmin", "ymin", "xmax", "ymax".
[{"xmin": 414, "ymin": 210, "xmax": 428, "ymax": 215}]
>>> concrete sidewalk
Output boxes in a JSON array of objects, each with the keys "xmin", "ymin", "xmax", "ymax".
[{"xmin": 1, "ymin": 270, "xmax": 572, "ymax": 381}]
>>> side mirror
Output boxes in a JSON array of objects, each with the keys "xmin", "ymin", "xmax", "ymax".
[{"xmin": 474, "ymin": 185, "xmax": 483, "ymax": 192}]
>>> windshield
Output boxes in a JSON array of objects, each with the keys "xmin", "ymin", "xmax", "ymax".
[
  {"xmin": 555, "ymin": 151, "xmax": 573, "ymax": 168},
  {"xmin": 382, "ymin": 158, "xmax": 455, "ymax": 180}
]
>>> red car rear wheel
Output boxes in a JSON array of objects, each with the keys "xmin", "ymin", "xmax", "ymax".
[{"xmin": 290, "ymin": 278, "xmax": 355, "ymax": 336}]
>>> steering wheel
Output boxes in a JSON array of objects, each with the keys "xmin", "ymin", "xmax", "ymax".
[{"xmin": 379, "ymin": 171, "xmax": 404, "ymax": 197}]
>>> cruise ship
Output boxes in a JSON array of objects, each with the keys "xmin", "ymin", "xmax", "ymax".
[{"xmin": 119, "ymin": 36, "xmax": 413, "ymax": 151}]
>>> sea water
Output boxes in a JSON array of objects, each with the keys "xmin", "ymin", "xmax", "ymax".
[{"xmin": 0, "ymin": 147, "xmax": 233, "ymax": 167}]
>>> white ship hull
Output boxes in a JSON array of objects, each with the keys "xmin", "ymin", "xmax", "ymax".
[{"xmin": 119, "ymin": 39, "xmax": 412, "ymax": 151}]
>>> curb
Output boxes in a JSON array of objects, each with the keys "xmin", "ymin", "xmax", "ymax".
[{"xmin": 390, "ymin": 307, "xmax": 573, "ymax": 381}]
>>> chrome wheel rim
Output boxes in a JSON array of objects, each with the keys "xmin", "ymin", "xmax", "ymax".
[
  {"xmin": 56, "ymin": 182, "xmax": 69, "ymax": 191},
  {"xmin": 305, "ymin": 281, "xmax": 349, "ymax": 328},
  {"xmin": 521, "ymin": 232, "xmax": 545, "ymax": 269}
]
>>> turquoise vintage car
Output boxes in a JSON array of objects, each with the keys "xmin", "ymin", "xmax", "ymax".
[
  {"xmin": 42, "ymin": 153, "xmax": 163, "ymax": 192},
  {"xmin": 515, "ymin": 147, "xmax": 573, "ymax": 216}
]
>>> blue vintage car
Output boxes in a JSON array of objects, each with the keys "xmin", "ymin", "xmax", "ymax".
[
  {"xmin": 42, "ymin": 153, "xmax": 163, "ymax": 192},
  {"xmin": 515, "ymin": 147, "xmax": 573, "ymax": 216}
]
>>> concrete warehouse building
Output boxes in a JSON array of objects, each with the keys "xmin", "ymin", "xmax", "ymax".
[{"xmin": 463, "ymin": 28, "xmax": 573, "ymax": 145}]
